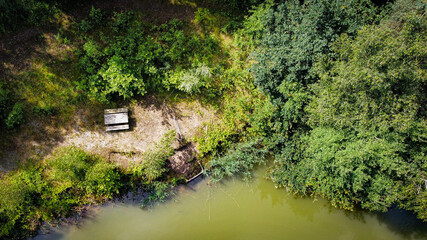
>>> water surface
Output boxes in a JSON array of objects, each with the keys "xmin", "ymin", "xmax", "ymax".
[{"xmin": 37, "ymin": 167, "xmax": 427, "ymax": 240}]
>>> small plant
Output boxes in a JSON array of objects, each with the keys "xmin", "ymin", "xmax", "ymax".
[
  {"xmin": 6, "ymin": 103, "xmax": 25, "ymax": 129},
  {"xmin": 208, "ymin": 139, "xmax": 268, "ymax": 183},
  {"xmin": 33, "ymin": 105, "xmax": 57, "ymax": 116},
  {"xmin": 79, "ymin": 19, "xmax": 92, "ymax": 32},
  {"xmin": 133, "ymin": 130, "xmax": 176, "ymax": 182},
  {"xmin": 168, "ymin": 64, "xmax": 212, "ymax": 94},
  {"xmin": 194, "ymin": 8, "xmax": 215, "ymax": 34},
  {"xmin": 89, "ymin": 6, "xmax": 104, "ymax": 26},
  {"xmin": 84, "ymin": 161, "xmax": 123, "ymax": 198},
  {"xmin": 111, "ymin": 11, "xmax": 134, "ymax": 32},
  {"xmin": 142, "ymin": 181, "xmax": 174, "ymax": 208}
]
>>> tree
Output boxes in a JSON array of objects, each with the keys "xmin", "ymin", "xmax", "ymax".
[
  {"xmin": 251, "ymin": 0, "xmax": 377, "ymax": 133},
  {"xmin": 271, "ymin": 1, "xmax": 427, "ymax": 219}
]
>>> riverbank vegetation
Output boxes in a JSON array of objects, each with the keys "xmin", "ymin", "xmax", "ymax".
[
  {"xmin": 0, "ymin": 0, "xmax": 426, "ymax": 238},
  {"xmin": 0, "ymin": 131, "xmax": 178, "ymax": 239}
]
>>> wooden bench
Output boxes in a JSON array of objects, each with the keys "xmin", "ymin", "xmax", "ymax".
[{"xmin": 104, "ymin": 108, "xmax": 129, "ymax": 131}]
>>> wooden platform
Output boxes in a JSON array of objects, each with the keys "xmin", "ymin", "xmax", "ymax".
[
  {"xmin": 104, "ymin": 108, "xmax": 129, "ymax": 131},
  {"xmin": 106, "ymin": 124, "xmax": 130, "ymax": 131}
]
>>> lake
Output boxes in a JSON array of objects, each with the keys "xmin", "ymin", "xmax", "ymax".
[{"xmin": 35, "ymin": 166, "xmax": 427, "ymax": 240}]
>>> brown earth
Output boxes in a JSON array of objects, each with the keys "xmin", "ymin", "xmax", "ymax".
[
  {"xmin": 0, "ymin": 95, "xmax": 217, "ymax": 173},
  {"xmin": 168, "ymin": 142, "xmax": 201, "ymax": 179}
]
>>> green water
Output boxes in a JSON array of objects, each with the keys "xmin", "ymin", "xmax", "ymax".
[{"xmin": 37, "ymin": 167, "xmax": 427, "ymax": 240}]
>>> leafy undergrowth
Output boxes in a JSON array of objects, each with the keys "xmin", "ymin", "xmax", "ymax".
[{"xmin": 0, "ymin": 130, "xmax": 182, "ymax": 239}]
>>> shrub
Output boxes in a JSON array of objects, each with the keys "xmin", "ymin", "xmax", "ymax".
[
  {"xmin": 78, "ymin": 19, "xmax": 92, "ymax": 32},
  {"xmin": 167, "ymin": 64, "xmax": 212, "ymax": 94},
  {"xmin": 33, "ymin": 105, "xmax": 57, "ymax": 116},
  {"xmin": 208, "ymin": 139, "xmax": 268, "ymax": 183},
  {"xmin": 6, "ymin": 103, "xmax": 25, "ymax": 129},
  {"xmin": 46, "ymin": 147, "xmax": 95, "ymax": 186},
  {"xmin": 0, "ymin": 0, "xmax": 59, "ymax": 34},
  {"xmin": 0, "ymin": 166, "xmax": 46, "ymax": 239},
  {"xmin": 133, "ymin": 130, "xmax": 176, "ymax": 182},
  {"xmin": 89, "ymin": 6, "xmax": 104, "ymax": 26},
  {"xmin": 111, "ymin": 11, "xmax": 134, "ymax": 33},
  {"xmin": 99, "ymin": 55, "xmax": 146, "ymax": 100},
  {"xmin": 142, "ymin": 181, "xmax": 174, "ymax": 207},
  {"xmin": 0, "ymin": 147, "xmax": 125, "ymax": 239},
  {"xmin": 85, "ymin": 162, "xmax": 122, "ymax": 198}
]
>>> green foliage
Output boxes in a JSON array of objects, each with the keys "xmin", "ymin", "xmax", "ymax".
[
  {"xmin": 0, "ymin": 0, "xmax": 58, "ymax": 34},
  {"xmin": 271, "ymin": 128, "xmax": 408, "ymax": 211},
  {"xmin": 0, "ymin": 147, "xmax": 124, "ymax": 239},
  {"xmin": 213, "ymin": 0, "xmax": 265, "ymax": 12},
  {"xmin": 208, "ymin": 139, "xmax": 268, "ymax": 182},
  {"xmin": 0, "ymin": 83, "xmax": 11, "ymax": 128},
  {"xmin": 89, "ymin": 6, "xmax": 104, "ymax": 26},
  {"xmin": 46, "ymin": 147, "xmax": 95, "ymax": 185},
  {"xmin": 78, "ymin": 7, "xmax": 105, "ymax": 32},
  {"xmin": 194, "ymin": 63, "xmax": 274, "ymax": 156},
  {"xmin": 309, "ymin": 19, "xmax": 426, "ymax": 135},
  {"xmin": 0, "ymin": 166, "xmax": 46, "ymax": 238},
  {"xmin": 33, "ymin": 105, "xmax": 57, "ymax": 117},
  {"xmin": 111, "ymin": 11, "xmax": 134, "ymax": 33},
  {"xmin": 234, "ymin": 0, "xmax": 273, "ymax": 51},
  {"xmin": 251, "ymin": 0, "xmax": 377, "ymax": 134},
  {"xmin": 84, "ymin": 161, "xmax": 123, "ymax": 198},
  {"xmin": 142, "ymin": 181, "xmax": 174, "ymax": 207},
  {"xmin": 167, "ymin": 64, "xmax": 212, "ymax": 94},
  {"xmin": 194, "ymin": 8, "xmax": 215, "ymax": 34},
  {"xmin": 6, "ymin": 103, "xmax": 25, "ymax": 129},
  {"xmin": 0, "ymin": 83, "xmax": 25, "ymax": 130},
  {"xmin": 133, "ymin": 130, "xmax": 176, "ymax": 182},
  {"xmin": 99, "ymin": 55, "xmax": 146, "ymax": 100},
  {"xmin": 270, "ymin": 0, "xmax": 427, "ymax": 219},
  {"xmin": 78, "ymin": 15, "xmax": 220, "ymax": 102}
]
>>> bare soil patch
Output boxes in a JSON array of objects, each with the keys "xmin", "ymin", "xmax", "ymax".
[
  {"xmin": 168, "ymin": 142, "xmax": 201, "ymax": 179},
  {"xmin": 0, "ymin": 95, "xmax": 217, "ymax": 173}
]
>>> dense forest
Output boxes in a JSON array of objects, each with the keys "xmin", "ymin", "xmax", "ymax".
[{"xmin": 0, "ymin": 0, "xmax": 425, "ymax": 239}]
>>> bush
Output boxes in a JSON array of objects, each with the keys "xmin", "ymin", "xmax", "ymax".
[
  {"xmin": 142, "ymin": 181, "xmax": 174, "ymax": 207},
  {"xmin": 111, "ymin": 11, "xmax": 134, "ymax": 33},
  {"xmin": 33, "ymin": 105, "xmax": 57, "ymax": 116},
  {"xmin": 0, "ymin": 147, "xmax": 125, "ymax": 239},
  {"xmin": 46, "ymin": 147, "xmax": 95, "ymax": 186},
  {"xmin": 133, "ymin": 130, "xmax": 176, "ymax": 182},
  {"xmin": 0, "ymin": 84, "xmax": 10, "ymax": 123},
  {"xmin": 0, "ymin": 166, "xmax": 46, "ymax": 239},
  {"xmin": 78, "ymin": 7, "xmax": 104, "ymax": 33},
  {"xmin": 167, "ymin": 64, "xmax": 212, "ymax": 94},
  {"xmin": 78, "ymin": 15, "xmax": 221, "ymax": 102},
  {"xmin": 89, "ymin": 6, "xmax": 104, "ymax": 26},
  {"xmin": 0, "ymin": 0, "xmax": 60, "ymax": 34},
  {"xmin": 6, "ymin": 103, "xmax": 25, "ymax": 129},
  {"xmin": 78, "ymin": 19, "xmax": 92, "ymax": 32},
  {"xmin": 85, "ymin": 162, "xmax": 122, "ymax": 198},
  {"xmin": 208, "ymin": 139, "xmax": 268, "ymax": 183}
]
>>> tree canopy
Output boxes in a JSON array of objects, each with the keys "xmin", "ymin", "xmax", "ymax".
[{"xmin": 268, "ymin": 0, "xmax": 427, "ymax": 219}]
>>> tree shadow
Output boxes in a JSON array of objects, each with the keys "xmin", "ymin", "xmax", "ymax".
[
  {"xmin": 376, "ymin": 206, "xmax": 427, "ymax": 239},
  {"xmin": 338, "ymin": 204, "xmax": 427, "ymax": 239}
]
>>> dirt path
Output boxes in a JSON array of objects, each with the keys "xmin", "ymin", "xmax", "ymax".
[{"xmin": 0, "ymin": 96, "xmax": 217, "ymax": 172}]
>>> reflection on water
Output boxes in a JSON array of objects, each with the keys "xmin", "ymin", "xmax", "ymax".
[{"xmin": 34, "ymin": 167, "xmax": 427, "ymax": 240}]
